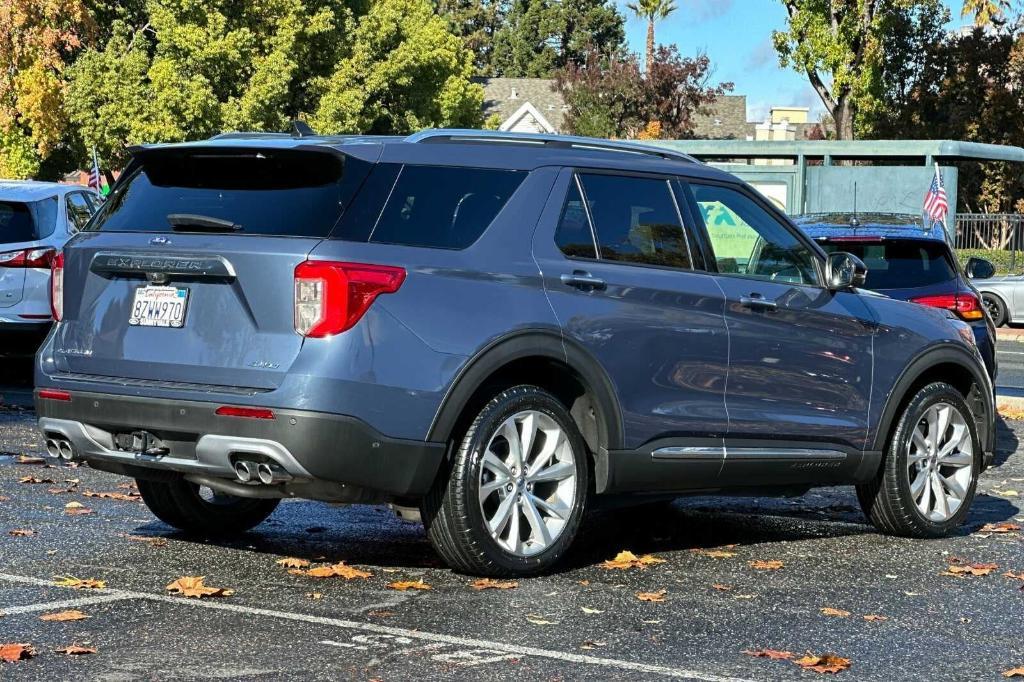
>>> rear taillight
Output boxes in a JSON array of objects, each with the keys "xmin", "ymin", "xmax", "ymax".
[
  {"xmin": 0, "ymin": 248, "xmax": 56, "ymax": 268},
  {"xmin": 910, "ymin": 292, "xmax": 984, "ymax": 321},
  {"xmin": 50, "ymin": 252, "xmax": 64, "ymax": 322},
  {"xmin": 294, "ymin": 261, "xmax": 406, "ymax": 338}
]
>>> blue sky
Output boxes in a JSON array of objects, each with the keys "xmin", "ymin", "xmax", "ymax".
[{"xmin": 620, "ymin": 0, "xmax": 972, "ymax": 122}]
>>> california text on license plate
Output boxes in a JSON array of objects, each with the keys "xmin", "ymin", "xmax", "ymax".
[{"xmin": 129, "ymin": 286, "xmax": 189, "ymax": 328}]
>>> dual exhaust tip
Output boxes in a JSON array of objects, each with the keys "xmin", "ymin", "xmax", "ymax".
[
  {"xmin": 45, "ymin": 438, "xmax": 75, "ymax": 461},
  {"xmin": 234, "ymin": 459, "xmax": 291, "ymax": 486}
]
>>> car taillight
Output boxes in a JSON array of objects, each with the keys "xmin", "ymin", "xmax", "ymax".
[
  {"xmin": 294, "ymin": 261, "xmax": 406, "ymax": 338},
  {"xmin": 50, "ymin": 252, "xmax": 64, "ymax": 322},
  {"xmin": 0, "ymin": 248, "xmax": 56, "ymax": 268},
  {"xmin": 910, "ymin": 292, "xmax": 984, "ymax": 321}
]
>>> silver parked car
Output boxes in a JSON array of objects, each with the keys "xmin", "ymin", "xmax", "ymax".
[
  {"xmin": 0, "ymin": 181, "xmax": 101, "ymax": 355},
  {"xmin": 971, "ymin": 262, "xmax": 1024, "ymax": 327}
]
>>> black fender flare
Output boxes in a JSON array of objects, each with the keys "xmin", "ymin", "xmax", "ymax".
[
  {"xmin": 427, "ymin": 330, "xmax": 624, "ymax": 477},
  {"xmin": 871, "ymin": 344, "xmax": 995, "ymax": 456}
]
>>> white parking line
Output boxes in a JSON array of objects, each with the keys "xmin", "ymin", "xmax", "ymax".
[
  {"xmin": 0, "ymin": 572, "xmax": 750, "ymax": 682},
  {"xmin": 0, "ymin": 592, "xmax": 137, "ymax": 616}
]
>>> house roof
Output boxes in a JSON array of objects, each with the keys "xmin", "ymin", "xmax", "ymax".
[{"xmin": 474, "ymin": 78, "xmax": 566, "ymax": 132}]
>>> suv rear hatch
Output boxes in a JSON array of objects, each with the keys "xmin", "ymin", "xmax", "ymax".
[
  {"xmin": 0, "ymin": 198, "xmax": 58, "ymax": 308},
  {"xmin": 52, "ymin": 143, "xmax": 375, "ymax": 390}
]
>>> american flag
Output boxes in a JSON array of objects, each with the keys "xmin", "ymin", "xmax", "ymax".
[
  {"xmin": 924, "ymin": 164, "xmax": 948, "ymax": 224},
  {"xmin": 88, "ymin": 147, "xmax": 102, "ymax": 191}
]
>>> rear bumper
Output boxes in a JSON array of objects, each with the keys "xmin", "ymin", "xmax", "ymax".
[{"xmin": 35, "ymin": 390, "xmax": 446, "ymax": 498}]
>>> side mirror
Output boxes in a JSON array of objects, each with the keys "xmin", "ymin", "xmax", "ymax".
[
  {"xmin": 965, "ymin": 257, "xmax": 995, "ymax": 280},
  {"xmin": 826, "ymin": 252, "xmax": 868, "ymax": 290}
]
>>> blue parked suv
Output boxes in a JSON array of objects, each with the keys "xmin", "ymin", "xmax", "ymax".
[{"xmin": 35, "ymin": 130, "xmax": 995, "ymax": 576}]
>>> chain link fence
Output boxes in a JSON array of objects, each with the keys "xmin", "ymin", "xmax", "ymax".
[{"xmin": 953, "ymin": 213, "xmax": 1024, "ymax": 273}]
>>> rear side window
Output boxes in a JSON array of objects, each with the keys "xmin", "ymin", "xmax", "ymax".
[
  {"xmin": 368, "ymin": 166, "xmax": 524, "ymax": 249},
  {"xmin": 0, "ymin": 199, "xmax": 57, "ymax": 243},
  {"xmin": 576, "ymin": 174, "xmax": 692, "ymax": 269},
  {"xmin": 87, "ymin": 149, "xmax": 370, "ymax": 238},
  {"xmin": 818, "ymin": 239, "xmax": 956, "ymax": 289},
  {"xmin": 66, "ymin": 193, "xmax": 94, "ymax": 232}
]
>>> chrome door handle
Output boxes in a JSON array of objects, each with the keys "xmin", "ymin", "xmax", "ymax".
[
  {"xmin": 560, "ymin": 271, "xmax": 607, "ymax": 291},
  {"xmin": 740, "ymin": 295, "xmax": 778, "ymax": 310}
]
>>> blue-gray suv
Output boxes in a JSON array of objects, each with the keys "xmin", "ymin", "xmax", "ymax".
[{"xmin": 35, "ymin": 130, "xmax": 996, "ymax": 576}]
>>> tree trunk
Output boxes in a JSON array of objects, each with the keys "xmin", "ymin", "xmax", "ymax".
[
  {"xmin": 646, "ymin": 20, "xmax": 655, "ymax": 72},
  {"xmin": 833, "ymin": 95, "xmax": 855, "ymax": 140}
]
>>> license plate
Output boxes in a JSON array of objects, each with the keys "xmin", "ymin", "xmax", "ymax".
[{"xmin": 129, "ymin": 286, "xmax": 189, "ymax": 328}]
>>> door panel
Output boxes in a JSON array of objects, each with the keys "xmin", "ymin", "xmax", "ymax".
[
  {"xmin": 681, "ymin": 181, "xmax": 875, "ymax": 485},
  {"xmin": 534, "ymin": 170, "xmax": 729, "ymax": 488}
]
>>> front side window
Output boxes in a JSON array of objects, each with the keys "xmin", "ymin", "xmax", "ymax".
[
  {"xmin": 687, "ymin": 183, "xmax": 819, "ymax": 285},
  {"xmin": 575, "ymin": 174, "xmax": 692, "ymax": 269},
  {"xmin": 369, "ymin": 166, "xmax": 524, "ymax": 249}
]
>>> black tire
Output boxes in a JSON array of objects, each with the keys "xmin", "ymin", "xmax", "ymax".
[
  {"xmin": 982, "ymin": 293, "xmax": 1008, "ymax": 327},
  {"xmin": 136, "ymin": 477, "xmax": 280, "ymax": 536},
  {"xmin": 422, "ymin": 385, "xmax": 589, "ymax": 577},
  {"xmin": 857, "ymin": 382, "xmax": 981, "ymax": 538}
]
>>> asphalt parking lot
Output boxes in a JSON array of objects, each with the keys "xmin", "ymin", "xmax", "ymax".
[{"xmin": 1, "ymin": 403, "xmax": 1023, "ymax": 680}]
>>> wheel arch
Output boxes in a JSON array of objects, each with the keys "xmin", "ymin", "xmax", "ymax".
[
  {"xmin": 427, "ymin": 331, "xmax": 624, "ymax": 491},
  {"xmin": 872, "ymin": 345, "xmax": 994, "ymax": 460}
]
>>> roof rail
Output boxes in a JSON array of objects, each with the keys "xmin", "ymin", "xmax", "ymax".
[
  {"xmin": 404, "ymin": 129, "xmax": 700, "ymax": 164},
  {"xmin": 209, "ymin": 131, "xmax": 293, "ymax": 140}
]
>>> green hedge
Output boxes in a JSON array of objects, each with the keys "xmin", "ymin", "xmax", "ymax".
[{"xmin": 956, "ymin": 249, "xmax": 1019, "ymax": 275}]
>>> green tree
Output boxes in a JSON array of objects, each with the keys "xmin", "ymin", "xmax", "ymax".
[
  {"xmin": 312, "ymin": 0, "xmax": 483, "ymax": 134},
  {"xmin": 773, "ymin": 0, "xmax": 939, "ymax": 140},
  {"xmin": 961, "ymin": 0, "xmax": 1013, "ymax": 26},
  {"xmin": 437, "ymin": 0, "xmax": 504, "ymax": 74},
  {"xmin": 489, "ymin": 0, "xmax": 625, "ymax": 77},
  {"xmin": 626, "ymin": 0, "xmax": 676, "ymax": 70}
]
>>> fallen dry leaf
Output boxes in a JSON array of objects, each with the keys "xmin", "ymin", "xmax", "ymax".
[
  {"xmin": 526, "ymin": 614, "xmax": 558, "ymax": 625},
  {"xmin": 601, "ymin": 550, "xmax": 666, "ymax": 570},
  {"xmin": 794, "ymin": 652, "xmax": 852, "ymax": 674},
  {"xmin": 942, "ymin": 562, "xmax": 998, "ymax": 577},
  {"xmin": 750, "ymin": 560, "xmax": 784, "ymax": 570},
  {"xmin": 82, "ymin": 490, "xmax": 139, "ymax": 501},
  {"xmin": 54, "ymin": 644, "xmax": 96, "ymax": 656},
  {"xmin": 694, "ymin": 549, "xmax": 737, "ymax": 559},
  {"xmin": 580, "ymin": 606, "xmax": 604, "ymax": 614},
  {"xmin": 994, "ymin": 490, "xmax": 1019, "ymax": 497},
  {"xmin": 39, "ymin": 610, "xmax": 89, "ymax": 622},
  {"xmin": 1004, "ymin": 571, "xmax": 1024, "ymax": 582},
  {"xmin": 275, "ymin": 557, "xmax": 310, "ymax": 569},
  {"xmin": 306, "ymin": 592, "xmax": 323, "ymax": 600},
  {"xmin": 580, "ymin": 640, "xmax": 606, "ymax": 650},
  {"xmin": 63, "ymin": 501, "xmax": 93, "ymax": 516},
  {"xmin": 743, "ymin": 649, "xmax": 796, "ymax": 660},
  {"xmin": 19, "ymin": 476, "xmax": 54, "ymax": 484},
  {"xmin": 470, "ymin": 578, "xmax": 518, "ymax": 591},
  {"xmin": 53, "ymin": 576, "xmax": 105, "ymax": 590},
  {"xmin": 980, "ymin": 522, "xmax": 1021, "ymax": 534},
  {"xmin": 387, "ymin": 579, "xmax": 431, "ymax": 591},
  {"xmin": 165, "ymin": 576, "xmax": 234, "ymax": 599},
  {"xmin": 820, "ymin": 607, "xmax": 851, "ymax": 618},
  {"xmin": 0, "ymin": 643, "xmax": 36, "ymax": 662},
  {"xmin": 637, "ymin": 589, "xmax": 667, "ymax": 602},
  {"xmin": 297, "ymin": 562, "xmax": 371, "ymax": 580},
  {"xmin": 712, "ymin": 583, "xmax": 732, "ymax": 591},
  {"xmin": 578, "ymin": 579, "xmax": 590, "ymax": 586},
  {"xmin": 123, "ymin": 535, "xmax": 167, "ymax": 548},
  {"xmin": 16, "ymin": 455, "xmax": 45, "ymax": 465},
  {"xmin": 8, "ymin": 529, "xmax": 34, "ymax": 537},
  {"xmin": 862, "ymin": 614, "xmax": 889, "ymax": 622},
  {"xmin": 1003, "ymin": 667, "xmax": 1024, "ymax": 678}
]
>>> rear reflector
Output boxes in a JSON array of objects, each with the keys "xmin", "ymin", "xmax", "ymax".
[
  {"xmin": 910, "ymin": 292, "xmax": 985, "ymax": 321},
  {"xmin": 38, "ymin": 389, "xmax": 71, "ymax": 402},
  {"xmin": 215, "ymin": 405, "xmax": 275, "ymax": 420},
  {"xmin": 294, "ymin": 261, "xmax": 406, "ymax": 338}
]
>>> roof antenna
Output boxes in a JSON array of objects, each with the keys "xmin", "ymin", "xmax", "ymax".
[
  {"xmin": 290, "ymin": 120, "xmax": 316, "ymax": 138},
  {"xmin": 850, "ymin": 182, "xmax": 860, "ymax": 228}
]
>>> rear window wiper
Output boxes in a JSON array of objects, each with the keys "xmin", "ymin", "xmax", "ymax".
[{"xmin": 167, "ymin": 213, "xmax": 242, "ymax": 232}]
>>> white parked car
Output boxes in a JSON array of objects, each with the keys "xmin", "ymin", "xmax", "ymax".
[{"xmin": 0, "ymin": 181, "xmax": 101, "ymax": 355}]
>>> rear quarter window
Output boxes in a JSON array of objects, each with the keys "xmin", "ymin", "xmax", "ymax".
[
  {"xmin": 367, "ymin": 165, "xmax": 525, "ymax": 249},
  {"xmin": 0, "ymin": 198, "xmax": 57, "ymax": 243},
  {"xmin": 87, "ymin": 149, "xmax": 370, "ymax": 238}
]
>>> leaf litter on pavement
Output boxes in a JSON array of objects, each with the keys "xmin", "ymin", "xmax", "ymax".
[
  {"xmin": 600, "ymin": 550, "xmax": 666, "ymax": 570},
  {"xmin": 165, "ymin": 576, "xmax": 234, "ymax": 598}
]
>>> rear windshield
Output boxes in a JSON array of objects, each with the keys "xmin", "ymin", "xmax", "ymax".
[
  {"xmin": 0, "ymin": 199, "xmax": 57, "ymax": 244},
  {"xmin": 818, "ymin": 239, "xmax": 957, "ymax": 289},
  {"xmin": 87, "ymin": 148, "xmax": 370, "ymax": 238}
]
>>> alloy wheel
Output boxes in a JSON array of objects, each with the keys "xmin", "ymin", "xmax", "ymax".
[
  {"xmin": 906, "ymin": 402, "xmax": 974, "ymax": 522},
  {"xmin": 478, "ymin": 410, "xmax": 577, "ymax": 556}
]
